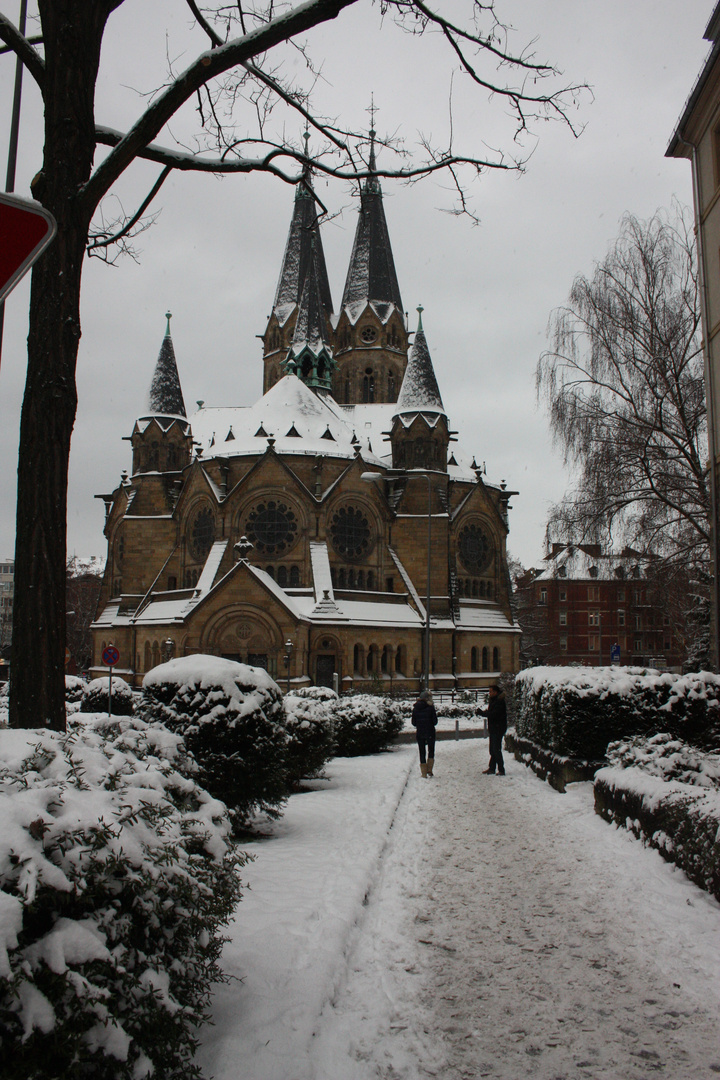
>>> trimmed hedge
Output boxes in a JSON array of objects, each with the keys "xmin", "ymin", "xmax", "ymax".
[
  {"xmin": 140, "ymin": 656, "xmax": 288, "ymax": 829},
  {"xmin": 594, "ymin": 764, "xmax": 720, "ymax": 902},
  {"xmin": 332, "ymin": 695, "xmax": 404, "ymax": 756},
  {"xmin": 283, "ymin": 693, "xmax": 336, "ymax": 787},
  {"xmin": 80, "ymin": 676, "xmax": 135, "ymax": 717},
  {"xmin": 514, "ymin": 666, "xmax": 720, "ymax": 762}
]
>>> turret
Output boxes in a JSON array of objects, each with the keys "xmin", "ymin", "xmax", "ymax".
[
  {"xmin": 283, "ymin": 242, "xmax": 337, "ymax": 393},
  {"xmin": 131, "ymin": 313, "xmax": 193, "ymax": 475},
  {"xmin": 390, "ymin": 308, "xmax": 449, "ymax": 472},
  {"xmin": 332, "ymin": 122, "xmax": 408, "ymax": 404}
]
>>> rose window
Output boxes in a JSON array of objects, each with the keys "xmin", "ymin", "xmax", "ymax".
[
  {"xmin": 189, "ymin": 507, "xmax": 216, "ymax": 561},
  {"xmin": 245, "ymin": 500, "xmax": 298, "ymax": 555},
  {"xmin": 330, "ymin": 505, "xmax": 372, "ymax": 560},
  {"xmin": 458, "ymin": 523, "xmax": 493, "ymax": 575}
]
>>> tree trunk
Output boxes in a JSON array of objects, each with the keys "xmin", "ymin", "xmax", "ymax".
[{"xmin": 9, "ymin": 3, "xmax": 109, "ymax": 729}]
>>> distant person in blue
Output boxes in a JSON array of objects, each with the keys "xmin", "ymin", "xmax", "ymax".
[
  {"xmin": 484, "ymin": 683, "xmax": 507, "ymax": 775},
  {"xmin": 412, "ymin": 688, "xmax": 438, "ymax": 778}
]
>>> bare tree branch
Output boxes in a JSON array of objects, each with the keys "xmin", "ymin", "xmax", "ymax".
[{"xmin": 0, "ymin": 11, "xmax": 44, "ymax": 89}]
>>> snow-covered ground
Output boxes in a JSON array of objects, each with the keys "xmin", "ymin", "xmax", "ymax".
[{"xmin": 197, "ymin": 739, "xmax": 720, "ymax": 1080}]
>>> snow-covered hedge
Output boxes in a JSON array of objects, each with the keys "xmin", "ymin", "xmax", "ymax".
[
  {"xmin": 283, "ymin": 693, "xmax": 336, "ymax": 788},
  {"xmin": 140, "ymin": 656, "xmax": 288, "ymax": 829},
  {"xmin": 331, "ymin": 695, "xmax": 404, "ymax": 756},
  {"xmin": 606, "ymin": 733, "xmax": 720, "ymax": 789},
  {"xmin": 0, "ymin": 716, "xmax": 246, "ymax": 1079},
  {"xmin": 594, "ymin": 763, "xmax": 720, "ymax": 902},
  {"xmin": 64, "ymin": 674, "xmax": 86, "ymax": 704},
  {"xmin": 393, "ymin": 699, "xmax": 483, "ymax": 720},
  {"xmin": 80, "ymin": 676, "xmax": 135, "ymax": 716},
  {"xmin": 514, "ymin": 666, "xmax": 720, "ymax": 762}
]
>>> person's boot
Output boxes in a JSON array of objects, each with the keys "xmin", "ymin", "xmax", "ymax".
[
  {"xmin": 483, "ymin": 766, "xmax": 495, "ymax": 774},
  {"xmin": 420, "ymin": 762, "xmax": 428, "ymax": 778},
  {"xmin": 426, "ymin": 758, "xmax": 434, "ymax": 777}
]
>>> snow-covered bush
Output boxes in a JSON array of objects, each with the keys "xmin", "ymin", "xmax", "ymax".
[
  {"xmin": 289, "ymin": 685, "xmax": 338, "ymax": 703},
  {"xmin": 331, "ymin": 694, "xmax": 404, "ymax": 756},
  {"xmin": 514, "ymin": 666, "xmax": 720, "ymax": 762},
  {"xmin": 140, "ymin": 656, "xmax": 288, "ymax": 828},
  {"xmin": 606, "ymin": 732, "xmax": 720, "ymax": 790},
  {"xmin": 80, "ymin": 676, "xmax": 135, "ymax": 716},
  {"xmin": 393, "ymin": 698, "xmax": 483, "ymax": 720},
  {"xmin": 64, "ymin": 674, "xmax": 86, "ymax": 704},
  {"xmin": 0, "ymin": 716, "xmax": 246, "ymax": 1080},
  {"xmin": 283, "ymin": 693, "xmax": 336, "ymax": 788}
]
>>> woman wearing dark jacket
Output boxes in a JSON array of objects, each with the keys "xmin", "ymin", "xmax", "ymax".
[
  {"xmin": 412, "ymin": 688, "xmax": 438, "ymax": 778},
  {"xmin": 484, "ymin": 683, "xmax": 507, "ymax": 775}
]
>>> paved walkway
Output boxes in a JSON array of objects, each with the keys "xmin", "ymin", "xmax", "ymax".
[{"xmin": 311, "ymin": 741, "xmax": 720, "ymax": 1080}]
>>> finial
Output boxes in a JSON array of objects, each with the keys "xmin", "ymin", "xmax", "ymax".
[
  {"xmin": 366, "ymin": 95, "xmax": 378, "ymax": 177},
  {"xmin": 303, "ymin": 123, "xmax": 310, "ymax": 157},
  {"xmin": 165, "ymin": 311, "xmax": 172, "ymax": 336},
  {"xmin": 416, "ymin": 304, "xmax": 424, "ymax": 331}
]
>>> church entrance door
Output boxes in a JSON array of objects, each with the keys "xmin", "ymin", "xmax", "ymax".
[{"xmin": 316, "ymin": 654, "xmax": 336, "ymax": 688}]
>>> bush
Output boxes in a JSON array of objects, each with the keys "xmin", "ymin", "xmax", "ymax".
[
  {"xmin": 290, "ymin": 686, "xmax": 338, "ymax": 703},
  {"xmin": 0, "ymin": 715, "xmax": 246, "ymax": 1080},
  {"xmin": 331, "ymin": 694, "xmax": 404, "ymax": 756},
  {"xmin": 514, "ymin": 666, "xmax": 720, "ymax": 763},
  {"xmin": 64, "ymin": 675, "xmax": 86, "ymax": 704},
  {"xmin": 140, "ymin": 655, "xmax": 288, "ymax": 828},
  {"xmin": 283, "ymin": 693, "xmax": 336, "ymax": 787},
  {"xmin": 606, "ymin": 732, "xmax": 720, "ymax": 790},
  {"xmin": 80, "ymin": 676, "xmax": 135, "ymax": 716}
]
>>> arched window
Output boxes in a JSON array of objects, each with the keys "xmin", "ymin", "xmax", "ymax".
[
  {"xmin": 266, "ymin": 565, "xmax": 275, "ymax": 580},
  {"xmin": 353, "ymin": 644, "xmax": 361, "ymax": 672},
  {"xmin": 388, "ymin": 370, "xmax": 396, "ymax": 398},
  {"xmin": 381, "ymin": 645, "xmax": 390, "ymax": 673},
  {"xmin": 331, "ymin": 566, "xmax": 337, "ymax": 587},
  {"xmin": 357, "ymin": 570, "xmax": 365, "ymax": 590},
  {"xmin": 290, "ymin": 565, "xmax": 300, "ymax": 587},
  {"xmin": 367, "ymin": 570, "xmax": 375, "ymax": 590},
  {"xmin": 363, "ymin": 369, "xmax": 375, "ymax": 403},
  {"xmin": 395, "ymin": 646, "xmax": 403, "ymax": 674},
  {"xmin": 366, "ymin": 646, "xmax": 373, "ymax": 672},
  {"xmin": 144, "ymin": 641, "xmax": 152, "ymax": 671},
  {"xmin": 493, "ymin": 647, "xmax": 500, "ymax": 671},
  {"xmin": 152, "ymin": 641, "xmax": 161, "ymax": 668},
  {"xmin": 348, "ymin": 569, "xmax": 356, "ymax": 589},
  {"xmin": 472, "ymin": 580, "xmax": 478, "ymax": 598},
  {"xmin": 471, "ymin": 646, "xmax": 479, "ymax": 672},
  {"xmin": 150, "ymin": 441, "xmax": 160, "ymax": 469},
  {"xmin": 480, "ymin": 580, "xmax": 486, "ymax": 597},
  {"xmin": 277, "ymin": 565, "xmax": 288, "ymax": 588},
  {"xmin": 338, "ymin": 567, "xmax": 346, "ymax": 589},
  {"xmin": 487, "ymin": 582, "xmax": 493, "ymax": 599},
  {"xmin": 482, "ymin": 647, "xmax": 488, "ymax": 672}
]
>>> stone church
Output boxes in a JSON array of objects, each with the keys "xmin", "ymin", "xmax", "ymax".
[{"xmin": 91, "ymin": 149, "xmax": 520, "ymax": 691}]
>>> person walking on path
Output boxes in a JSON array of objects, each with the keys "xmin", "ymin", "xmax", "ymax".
[
  {"xmin": 484, "ymin": 683, "xmax": 507, "ymax": 775},
  {"xmin": 412, "ymin": 688, "xmax": 438, "ymax": 778}
]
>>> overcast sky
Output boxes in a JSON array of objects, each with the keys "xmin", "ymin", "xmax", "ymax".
[{"xmin": 0, "ymin": 1, "xmax": 713, "ymax": 569}]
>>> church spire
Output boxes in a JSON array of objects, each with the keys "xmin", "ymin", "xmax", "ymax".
[
  {"xmin": 148, "ymin": 312, "xmax": 186, "ymax": 417},
  {"xmin": 394, "ymin": 307, "xmax": 445, "ymax": 416},
  {"xmin": 272, "ymin": 167, "xmax": 333, "ymax": 327},
  {"xmin": 284, "ymin": 239, "xmax": 336, "ymax": 392},
  {"xmin": 341, "ymin": 112, "xmax": 403, "ymax": 314}
]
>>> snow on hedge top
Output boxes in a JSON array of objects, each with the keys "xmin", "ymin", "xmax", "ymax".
[
  {"xmin": 515, "ymin": 665, "xmax": 720, "ymax": 706},
  {"xmin": 143, "ymin": 655, "xmax": 280, "ymax": 713}
]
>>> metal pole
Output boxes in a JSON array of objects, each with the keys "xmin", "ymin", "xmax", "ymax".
[
  {"xmin": 108, "ymin": 665, "xmax": 113, "ymax": 718},
  {"xmin": 0, "ymin": 0, "xmax": 29, "ymax": 368}
]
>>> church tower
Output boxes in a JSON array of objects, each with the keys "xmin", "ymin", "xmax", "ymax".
[
  {"xmin": 262, "ymin": 151, "xmax": 333, "ymax": 394},
  {"xmin": 283, "ymin": 242, "xmax": 337, "ymax": 393},
  {"xmin": 332, "ymin": 126, "xmax": 408, "ymax": 405},
  {"xmin": 390, "ymin": 308, "xmax": 450, "ymax": 472},
  {"xmin": 130, "ymin": 313, "xmax": 193, "ymax": 476}
]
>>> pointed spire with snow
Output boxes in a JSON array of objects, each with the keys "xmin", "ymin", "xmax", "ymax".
[
  {"xmin": 148, "ymin": 312, "xmax": 186, "ymax": 417},
  {"xmin": 272, "ymin": 160, "xmax": 333, "ymax": 328},
  {"xmin": 394, "ymin": 307, "xmax": 445, "ymax": 417},
  {"xmin": 341, "ymin": 120, "xmax": 403, "ymax": 315},
  {"xmin": 284, "ymin": 241, "xmax": 336, "ymax": 392}
]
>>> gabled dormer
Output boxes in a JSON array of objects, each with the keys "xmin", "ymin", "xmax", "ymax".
[
  {"xmin": 331, "ymin": 127, "xmax": 408, "ymax": 404},
  {"xmin": 283, "ymin": 248, "xmax": 337, "ymax": 393}
]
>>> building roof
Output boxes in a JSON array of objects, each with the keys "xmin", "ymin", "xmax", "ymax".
[
  {"xmin": 667, "ymin": 3, "xmax": 720, "ymax": 156},
  {"xmin": 532, "ymin": 545, "xmax": 650, "ymax": 583},
  {"xmin": 340, "ymin": 167, "xmax": 403, "ymax": 315},
  {"xmin": 148, "ymin": 313, "xmax": 186, "ymax": 417},
  {"xmin": 273, "ymin": 180, "xmax": 333, "ymax": 327}
]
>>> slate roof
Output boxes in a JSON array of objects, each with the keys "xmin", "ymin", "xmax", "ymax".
[
  {"xmin": 273, "ymin": 181, "xmax": 333, "ymax": 327},
  {"xmin": 287, "ymin": 250, "xmax": 333, "ymax": 360},
  {"xmin": 394, "ymin": 324, "xmax": 445, "ymax": 416},
  {"xmin": 148, "ymin": 314, "xmax": 186, "ymax": 417},
  {"xmin": 341, "ymin": 175, "xmax": 403, "ymax": 314}
]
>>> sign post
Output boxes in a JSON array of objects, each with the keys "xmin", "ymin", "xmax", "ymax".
[
  {"xmin": 101, "ymin": 644, "xmax": 120, "ymax": 717},
  {"xmin": 610, "ymin": 643, "xmax": 621, "ymax": 666}
]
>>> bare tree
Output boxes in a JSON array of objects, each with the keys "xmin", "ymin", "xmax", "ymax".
[
  {"xmin": 66, "ymin": 556, "xmax": 104, "ymax": 675},
  {"xmin": 0, "ymin": 1, "xmax": 585, "ymax": 730},
  {"xmin": 536, "ymin": 206, "xmax": 709, "ymax": 571}
]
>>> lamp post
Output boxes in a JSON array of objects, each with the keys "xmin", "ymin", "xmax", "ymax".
[
  {"xmin": 362, "ymin": 469, "xmax": 433, "ymax": 691},
  {"xmin": 283, "ymin": 638, "xmax": 293, "ymax": 694},
  {"xmin": 164, "ymin": 638, "xmax": 175, "ymax": 663}
]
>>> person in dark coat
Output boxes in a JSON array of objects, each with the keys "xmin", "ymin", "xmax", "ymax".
[
  {"xmin": 411, "ymin": 688, "xmax": 438, "ymax": 778},
  {"xmin": 484, "ymin": 683, "xmax": 507, "ymax": 775}
]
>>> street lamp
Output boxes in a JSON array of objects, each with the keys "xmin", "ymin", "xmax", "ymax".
[
  {"xmin": 283, "ymin": 638, "xmax": 293, "ymax": 694},
  {"xmin": 164, "ymin": 638, "xmax": 175, "ymax": 663},
  {"xmin": 362, "ymin": 469, "xmax": 433, "ymax": 691}
]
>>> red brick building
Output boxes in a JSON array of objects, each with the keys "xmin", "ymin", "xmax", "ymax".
[{"xmin": 515, "ymin": 543, "xmax": 685, "ymax": 670}]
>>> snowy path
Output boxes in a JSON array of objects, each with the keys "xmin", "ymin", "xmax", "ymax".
[{"xmin": 199, "ymin": 741, "xmax": 720, "ymax": 1080}]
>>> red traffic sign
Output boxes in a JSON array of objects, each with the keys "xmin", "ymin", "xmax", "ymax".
[
  {"xmin": 102, "ymin": 645, "xmax": 120, "ymax": 667},
  {"xmin": 0, "ymin": 191, "xmax": 56, "ymax": 303}
]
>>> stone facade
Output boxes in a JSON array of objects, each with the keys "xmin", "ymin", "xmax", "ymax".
[{"xmin": 92, "ymin": 162, "xmax": 520, "ymax": 691}]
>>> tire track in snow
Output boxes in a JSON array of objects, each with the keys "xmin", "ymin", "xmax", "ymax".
[{"xmin": 311, "ymin": 741, "xmax": 720, "ymax": 1080}]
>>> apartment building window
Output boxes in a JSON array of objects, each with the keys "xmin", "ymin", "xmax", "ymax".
[
  {"xmin": 559, "ymin": 611, "xmax": 567, "ymax": 626},
  {"xmin": 588, "ymin": 611, "xmax": 600, "ymax": 626},
  {"xmin": 539, "ymin": 588, "xmax": 547, "ymax": 605},
  {"xmin": 588, "ymin": 635, "xmax": 598, "ymax": 650},
  {"xmin": 618, "ymin": 610, "xmax": 625, "ymax": 626},
  {"xmin": 617, "ymin": 588, "xmax": 625, "ymax": 601},
  {"xmin": 634, "ymin": 638, "xmax": 643, "ymax": 652},
  {"xmin": 664, "ymin": 638, "xmax": 672, "ymax": 651},
  {"xmin": 634, "ymin": 589, "xmax": 644, "ymax": 604},
  {"xmin": 634, "ymin": 614, "xmax": 642, "ymax": 630},
  {"xmin": 560, "ymin": 636, "xmax": 568, "ymax": 651},
  {"xmin": 559, "ymin": 589, "xmax": 567, "ymax": 601},
  {"xmin": 588, "ymin": 586, "xmax": 599, "ymax": 601}
]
